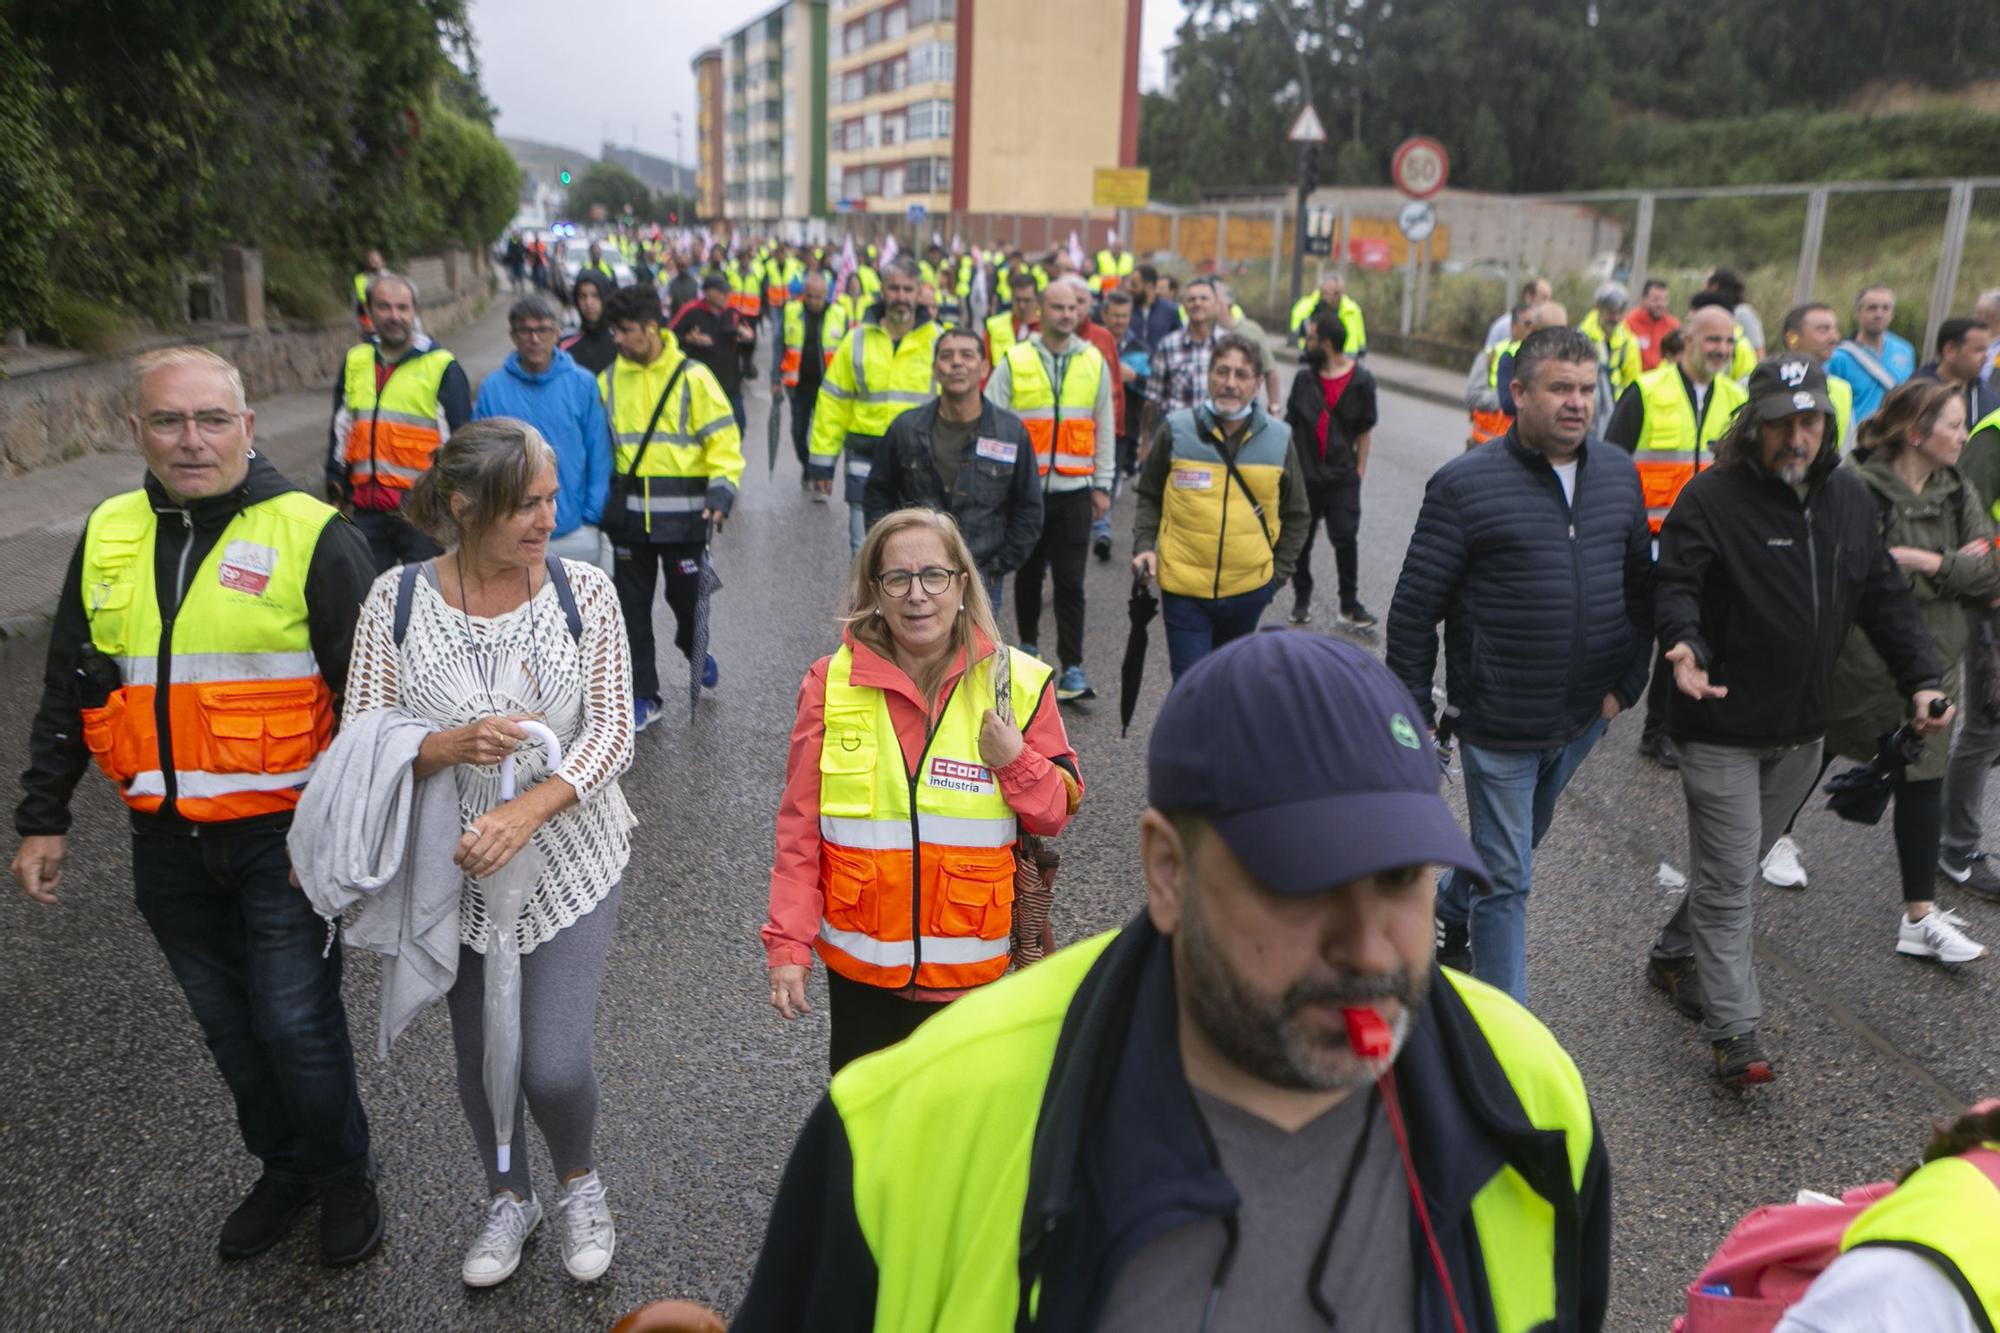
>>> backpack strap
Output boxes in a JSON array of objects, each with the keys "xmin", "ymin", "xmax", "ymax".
[
  {"xmin": 544, "ymin": 554, "xmax": 583, "ymax": 643},
  {"xmin": 392, "ymin": 561, "xmax": 423, "ymax": 648}
]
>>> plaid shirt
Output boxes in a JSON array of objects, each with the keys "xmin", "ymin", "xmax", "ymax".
[{"xmin": 1147, "ymin": 324, "xmax": 1220, "ymax": 415}]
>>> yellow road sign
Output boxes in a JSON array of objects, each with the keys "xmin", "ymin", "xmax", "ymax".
[{"xmin": 1093, "ymin": 167, "xmax": 1151, "ymax": 209}]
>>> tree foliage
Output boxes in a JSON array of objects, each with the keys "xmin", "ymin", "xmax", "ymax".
[
  {"xmin": 0, "ymin": 0, "xmax": 519, "ymax": 334},
  {"xmin": 565, "ymin": 163, "xmax": 696, "ymax": 227},
  {"xmin": 1139, "ymin": 0, "xmax": 2000, "ymax": 200}
]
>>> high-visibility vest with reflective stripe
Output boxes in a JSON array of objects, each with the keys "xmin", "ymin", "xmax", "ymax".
[
  {"xmin": 1828, "ymin": 375, "xmax": 1853, "ymax": 451},
  {"xmin": 1290, "ymin": 292, "xmax": 1367, "ymax": 355},
  {"xmin": 352, "ymin": 272, "xmax": 371, "ymax": 307},
  {"xmin": 583, "ymin": 258, "xmax": 616, "ymax": 281},
  {"xmin": 1975, "ymin": 408, "xmax": 2000, "ymax": 521},
  {"xmin": 857, "ymin": 265, "xmax": 881, "ymax": 298},
  {"xmin": 728, "ymin": 262, "xmax": 762, "ymax": 318},
  {"xmin": 830, "ymin": 932, "xmax": 1599, "ymax": 1331},
  {"xmin": 78, "ymin": 489, "xmax": 336, "ymax": 822},
  {"xmin": 1842, "ymin": 1144, "xmax": 2000, "ymax": 1324},
  {"xmin": 986, "ymin": 312, "xmax": 1023, "ymax": 364},
  {"xmin": 781, "ymin": 302, "xmax": 851, "ymax": 388},
  {"xmin": 1094, "ymin": 249, "xmax": 1134, "ymax": 293},
  {"xmin": 598, "ymin": 332, "xmax": 745, "ymax": 541},
  {"xmin": 340, "ymin": 342, "xmax": 455, "ymax": 495},
  {"xmin": 764, "ymin": 257, "xmax": 803, "ymax": 309},
  {"xmin": 1730, "ymin": 327, "xmax": 1757, "ymax": 380},
  {"xmin": 1633, "ymin": 363, "xmax": 1748, "ymax": 533},
  {"xmin": 1579, "ymin": 309, "xmax": 1643, "ymax": 396},
  {"xmin": 1488, "ymin": 338, "xmax": 1521, "ymax": 390},
  {"xmin": 1158, "ymin": 406, "xmax": 1290, "ymax": 599},
  {"xmin": 1003, "ymin": 340, "xmax": 1102, "ymax": 479},
  {"xmin": 808, "ymin": 318, "xmax": 943, "ymax": 470},
  {"xmin": 816, "ymin": 643, "xmax": 1053, "ymax": 991}
]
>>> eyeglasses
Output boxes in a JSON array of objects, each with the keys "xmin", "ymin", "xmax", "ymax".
[
  {"xmin": 875, "ymin": 566, "xmax": 960, "ymax": 598},
  {"xmin": 141, "ymin": 410, "xmax": 241, "ymax": 438},
  {"xmin": 513, "ymin": 324, "xmax": 559, "ymax": 339}
]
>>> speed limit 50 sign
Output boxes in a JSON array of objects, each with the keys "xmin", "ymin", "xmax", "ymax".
[{"xmin": 1391, "ymin": 136, "xmax": 1450, "ymax": 200}]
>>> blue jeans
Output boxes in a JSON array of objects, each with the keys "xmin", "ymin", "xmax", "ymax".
[
  {"xmin": 1438, "ymin": 715, "xmax": 1609, "ymax": 1003},
  {"xmin": 133, "ymin": 824, "xmax": 371, "ymax": 1183},
  {"xmin": 1162, "ymin": 583, "xmax": 1277, "ymax": 680}
]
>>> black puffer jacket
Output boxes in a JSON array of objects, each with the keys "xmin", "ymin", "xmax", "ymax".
[{"xmin": 1388, "ymin": 430, "xmax": 1654, "ymax": 748}]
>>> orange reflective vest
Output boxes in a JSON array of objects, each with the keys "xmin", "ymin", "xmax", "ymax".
[
  {"xmin": 338, "ymin": 342, "xmax": 456, "ymax": 497},
  {"xmin": 816, "ymin": 643, "xmax": 1052, "ymax": 991},
  {"xmin": 1632, "ymin": 363, "xmax": 1747, "ymax": 533},
  {"xmin": 77, "ymin": 488, "xmax": 336, "ymax": 822},
  {"xmin": 781, "ymin": 302, "xmax": 851, "ymax": 389},
  {"xmin": 1002, "ymin": 340, "xmax": 1102, "ymax": 478}
]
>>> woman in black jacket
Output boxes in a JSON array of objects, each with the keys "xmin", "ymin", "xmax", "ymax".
[{"xmin": 1284, "ymin": 307, "xmax": 1379, "ymax": 627}]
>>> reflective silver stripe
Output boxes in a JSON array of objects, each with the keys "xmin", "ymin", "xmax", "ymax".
[
  {"xmin": 859, "ymin": 389, "xmax": 932, "ymax": 406},
  {"xmin": 852, "ymin": 326, "xmax": 869, "ymax": 396},
  {"xmin": 364, "ymin": 408, "xmax": 440, "ymax": 429},
  {"xmin": 349, "ymin": 459, "xmax": 424, "ymax": 481},
  {"xmin": 115, "ymin": 651, "xmax": 320, "ymax": 687},
  {"xmin": 709, "ymin": 478, "xmax": 739, "ymax": 496},
  {"xmin": 627, "ymin": 492, "xmax": 708, "ymax": 513},
  {"xmin": 819, "ymin": 382, "xmax": 854, "ymax": 401},
  {"xmin": 1054, "ymin": 450, "xmax": 1096, "ymax": 472},
  {"xmin": 694, "ymin": 416, "xmax": 733, "ymax": 442},
  {"xmin": 1636, "ymin": 449, "xmax": 1698, "ymax": 463},
  {"xmin": 820, "ymin": 812, "xmax": 1016, "ymax": 850},
  {"xmin": 127, "ymin": 761, "xmax": 318, "ymax": 799},
  {"xmin": 845, "ymin": 456, "xmax": 873, "ymax": 479},
  {"xmin": 818, "ymin": 921, "xmax": 1009, "ymax": 967}
]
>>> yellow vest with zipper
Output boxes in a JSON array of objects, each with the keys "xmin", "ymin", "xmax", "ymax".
[
  {"xmin": 808, "ymin": 317, "xmax": 943, "ymax": 476},
  {"xmin": 78, "ymin": 489, "xmax": 336, "ymax": 822},
  {"xmin": 1157, "ymin": 407, "xmax": 1288, "ymax": 600},
  {"xmin": 1002, "ymin": 340, "xmax": 1102, "ymax": 478},
  {"xmin": 598, "ymin": 331, "xmax": 745, "ymax": 543},
  {"xmin": 816, "ymin": 643, "xmax": 1052, "ymax": 992},
  {"xmin": 339, "ymin": 343, "xmax": 455, "ymax": 495}
]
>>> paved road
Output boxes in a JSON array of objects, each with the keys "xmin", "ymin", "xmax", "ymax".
[{"xmin": 0, "ymin": 350, "xmax": 1994, "ymax": 1331}]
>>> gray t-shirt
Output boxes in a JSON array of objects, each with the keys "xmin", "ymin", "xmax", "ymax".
[
  {"xmin": 931, "ymin": 411, "xmax": 979, "ymax": 496},
  {"xmin": 1096, "ymin": 1086, "xmax": 1415, "ymax": 1331}
]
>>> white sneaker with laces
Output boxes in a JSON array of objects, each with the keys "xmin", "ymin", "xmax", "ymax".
[
  {"xmin": 461, "ymin": 1193, "xmax": 541, "ymax": 1288},
  {"xmin": 1761, "ymin": 835, "xmax": 1808, "ymax": 889},
  {"xmin": 1896, "ymin": 908, "xmax": 1989, "ymax": 965},
  {"xmin": 554, "ymin": 1170, "xmax": 616, "ymax": 1282}
]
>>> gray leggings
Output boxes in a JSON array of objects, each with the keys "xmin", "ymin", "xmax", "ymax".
[{"xmin": 446, "ymin": 879, "xmax": 622, "ymax": 1199}]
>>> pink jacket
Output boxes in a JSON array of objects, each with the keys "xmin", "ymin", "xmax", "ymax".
[{"xmin": 762, "ymin": 627, "xmax": 1080, "ymax": 997}]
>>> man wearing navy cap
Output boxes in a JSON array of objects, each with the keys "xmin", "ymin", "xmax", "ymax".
[{"xmin": 734, "ymin": 631, "xmax": 1611, "ymax": 1333}]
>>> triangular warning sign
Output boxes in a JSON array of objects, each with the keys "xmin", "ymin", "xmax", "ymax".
[{"xmin": 1287, "ymin": 104, "xmax": 1328, "ymax": 143}]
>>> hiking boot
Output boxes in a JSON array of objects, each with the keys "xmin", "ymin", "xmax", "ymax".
[
  {"xmin": 1713, "ymin": 1032, "xmax": 1775, "ymax": 1087},
  {"xmin": 1646, "ymin": 955, "xmax": 1704, "ymax": 1021},
  {"xmin": 1337, "ymin": 603, "xmax": 1379, "ymax": 631},
  {"xmin": 1435, "ymin": 917, "xmax": 1471, "ymax": 973},
  {"xmin": 1761, "ymin": 835, "xmax": 1808, "ymax": 889},
  {"xmin": 218, "ymin": 1175, "xmax": 316, "ymax": 1261},
  {"xmin": 553, "ymin": 1171, "xmax": 616, "ymax": 1283},
  {"xmin": 318, "ymin": 1172, "xmax": 384, "ymax": 1267},
  {"xmin": 1093, "ymin": 535, "xmax": 1113, "ymax": 563},
  {"xmin": 1939, "ymin": 851, "xmax": 2000, "ymax": 902},
  {"xmin": 1638, "ymin": 731, "xmax": 1680, "ymax": 770},
  {"xmin": 1055, "ymin": 665, "xmax": 1096, "ymax": 702},
  {"xmin": 1288, "ymin": 597, "xmax": 1312, "ymax": 626},
  {"xmin": 1897, "ymin": 907, "xmax": 1989, "ymax": 965},
  {"xmin": 462, "ymin": 1194, "xmax": 542, "ymax": 1288}
]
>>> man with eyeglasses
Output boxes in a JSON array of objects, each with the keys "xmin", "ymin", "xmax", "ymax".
[
  {"xmin": 13, "ymin": 346, "xmax": 383, "ymax": 1268},
  {"xmin": 473, "ymin": 294, "xmax": 614, "ymax": 573},
  {"xmin": 323, "ymin": 272, "xmax": 472, "ymax": 573}
]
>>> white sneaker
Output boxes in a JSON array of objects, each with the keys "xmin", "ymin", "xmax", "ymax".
[
  {"xmin": 1761, "ymin": 835, "xmax": 1808, "ymax": 889},
  {"xmin": 1896, "ymin": 908, "xmax": 1989, "ymax": 965},
  {"xmin": 554, "ymin": 1170, "xmax": 615, "ymax": 1282},
  {"xmin": 461, "ymin": 1193, "xmax": 541, "ymax": 1288}
]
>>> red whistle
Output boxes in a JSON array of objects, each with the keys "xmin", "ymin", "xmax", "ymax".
[{"xmin": 1343, "ymin": 1006, "xmax": 1393, "ymax": 1061}]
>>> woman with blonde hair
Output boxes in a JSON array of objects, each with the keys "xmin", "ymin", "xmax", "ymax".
[{"xmin": 762, "ymin": 507, "xmax": 1082, "ymax": 1071}]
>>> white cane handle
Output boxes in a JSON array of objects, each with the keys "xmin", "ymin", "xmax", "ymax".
[{"xmin": 498, "ymin": 720, "xmax": 564, "ymax": 801}]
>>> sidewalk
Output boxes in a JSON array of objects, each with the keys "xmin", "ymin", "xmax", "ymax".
[{"xmin": 0, "ymin": 301, "xmax": 514, "ymax": 650}]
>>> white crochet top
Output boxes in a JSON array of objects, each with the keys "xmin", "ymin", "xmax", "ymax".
[{"xmin": 344, "ymin": 559, "xmax": 636, "ymax": 954}]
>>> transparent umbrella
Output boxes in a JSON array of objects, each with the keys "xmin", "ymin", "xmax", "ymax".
[{"xmin": 483, "ymin": 719, "xmax": 562, "ymax": 1175}]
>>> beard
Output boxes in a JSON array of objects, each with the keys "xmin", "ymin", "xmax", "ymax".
[{"xmin": 1176, "ymin": 881, "xmax": 1428, "ymax": 1091}]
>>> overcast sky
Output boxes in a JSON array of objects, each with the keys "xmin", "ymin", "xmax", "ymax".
[{"xmin": 469, "ymin": 0, "xmax": 1185, "ymax": 162}]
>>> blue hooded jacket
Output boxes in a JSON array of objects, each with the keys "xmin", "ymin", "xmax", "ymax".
[{"xmin": 472, "ymin": 347, "xmax": 611, "ymax": 537}]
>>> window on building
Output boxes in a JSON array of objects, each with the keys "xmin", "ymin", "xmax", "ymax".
[
  {"xmin": 906, "ymin": 159, "xmax": 930, "ymax": 193},
  {"xmin": 845, "ymin": 119, "xmax": 865, "ymax": 151},
  {"xmin": 863, "ymin": 111, "xmax": 881, "ymax": 149},
  {"xmin": 885, "ymin": 57, "xmax": 906, "ymax": 91},
  {"xmin": 862, "ymin": 165, "xmax": 881, "ymax": 195},
  {"xmin": 844, "ymin": 20, "xmax": 864, "ymax": 54},
  {"xmin": 864, "ymin": 8, "xmax": 883, "ymax": 44},
  {"xmin": 886, "ymin": 4, "xmax": 907, "ymax": 39},
  {"xmin": 881, "ymin": 112, "xmax": 903, "ymax": 147},
  {"xmin": 883, "ymin": 167, "xmax": 904, "ymax": 199},
  {"xmin": 909, "ymin": 0, "xmax": 956, "ymax": 23},
  {"xmin": 844, "ymin": 71, "xmax": 863, "ymax": 102},
  {"xmin": 908, "ymin": 41, "xmax": 955, "ymax": 84}
]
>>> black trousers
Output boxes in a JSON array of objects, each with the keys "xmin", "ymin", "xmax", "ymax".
[
  {"xmin": 790, "ymin": 381, "xmax": 819, "ymax": 469},
  {"xmin": 1291, "ymin": 478, "xmax": 1361, "ymax": 610},
  {"xmin": 613, "ymin": 539, "xmax": 705, "ymax": 702},
  {"xmin": 825, "ymin": 970, "xmax": 948, "ymax": 1074},
  {"xmin": 351, "ymin": 507, "xmax": 443, "ymax": 575},
  {"xmin": 1014, "ymin": 487, "xmax": 1092, "ymax": 668}
]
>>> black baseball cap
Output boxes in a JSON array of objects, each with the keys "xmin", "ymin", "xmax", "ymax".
[
  {"xmin": 700, "ymin": 273, "xmax": 729, "ymax": 293},
  {"xmin": 1147, "ymin": 630, "xmax": 1487, "ymax": 896},
  {"xmin": 1746, "ymin": 354, "xmax": 1835, "ymax": 421}
]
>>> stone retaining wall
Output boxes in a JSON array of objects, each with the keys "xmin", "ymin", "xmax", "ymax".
[{"xmin": 0, "ymin": 249, "xmax": 491, "ymax": 476}]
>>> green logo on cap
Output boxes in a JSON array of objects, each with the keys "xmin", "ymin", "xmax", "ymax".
[{"xmin": 1390, "ymin": 713, "xmax": 1421, "ymax": 750}]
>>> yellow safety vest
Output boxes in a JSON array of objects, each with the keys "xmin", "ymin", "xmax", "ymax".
[
  {"xmin": 1579, "ymin": 309, "xmax": 1643, "ymax": 397},
  {"xmin": 831, "ymin": 930, "xmax": 1600, "ymax": 1332},
  {"xmin": 781, "ymin": 302, "xmax": 851, "ymax": 388},
  {"xmin": 809, "ymin": 316, "xmax": 943, "ymax": 477},
  {"xmin": 1842, "ymin": 1144, "xmax": 2000, "ymax": 1325},
  {"xmin": 598, "ymin": 332, "xmax": 746, "ymax": 543},
  {"xmin": 1489, "ymin": 337, "xmax": 1521, "ymax": 390},
  {"xmin": 1632, "ymin": 363, "xmax": 1748, "ymax": 533},
  {"xmin": 1001, "ymin": 340, "xmax": 1103, "ymax": 479},
  {"xmin": 1158, "ymin": 407, "xmax": 1289, "ymax": 599},
  {"xmin": 1290, "ymin": 292, "xmax": 1367, "ymax": 355},
  {"xmin": 78, "ymin": 489, "xmax": 336, "ymax": 822},
  {"xmin": 339, "ymin": 343, "xmax": 456, "ymax": 497},
  {"xmin": 986, "ymin": 312, "xmax": 1025, "ymax": 364},
  {"xmin": 1828, "ymin": 375, "xmax": 1853, "ymax": 451},
  {"xmin": 1730, "ymin": 326, "xmax": 1757, "ymax": 380},
  {"xmin": 1974, "ymin": 408, "xmax": 2000, "ymax": 521},
  {"xmin": 816, "ymin": 642, "xmax": 1051, "ymax": 991}
]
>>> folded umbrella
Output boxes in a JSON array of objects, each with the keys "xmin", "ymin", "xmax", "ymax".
[
  {"xmin": 1120, "ymin": 574, "xmax": 1160, "ymax": 738},
  {"xmin": 1824, "ymin": 698, "xmax": 1947, "ymax": 825},
  {"xmin": 688, "ymin": 532, "xmax": 724, "ymax": 720},
  {"xmin": 483, "ymin": 719, "xmax": 562, "ymax": 1176},
  {"xmin": 766, "ymin": 388, "xmax": 785, "ymax": 476}
]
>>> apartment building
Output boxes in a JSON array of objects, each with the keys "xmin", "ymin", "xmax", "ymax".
[{"xmin": 720, "ymin": 2, "xmax": 829, "ymax": 223}]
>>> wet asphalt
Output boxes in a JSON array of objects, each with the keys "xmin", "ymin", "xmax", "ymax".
[{"xmin": 0, "ymin": 362, "xmax": 1994, "ymax": 1331}]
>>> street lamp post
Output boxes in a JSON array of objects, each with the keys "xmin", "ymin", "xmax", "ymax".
[{"xmin": 1265, "ymin": 1, "xmax": 1318, "ymax": 319}]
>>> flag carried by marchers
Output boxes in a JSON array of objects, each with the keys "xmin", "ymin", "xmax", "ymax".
[
  {"xmin": 1067, "ymin": 231, "xmax": 1087, "ymax": 273},
  {"xmin": 835, "ymin": 233, "xmax": 857, "ymax": 297},
  {"xmin": 879, "ymin": 233, "xmax": 899, "ymax": 268}
]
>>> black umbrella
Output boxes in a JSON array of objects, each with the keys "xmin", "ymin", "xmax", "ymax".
[
  {"xmin": 1120, "ymin": 574, "xmax": 1159, "ymax": 737},
  {"xmin": 688, "ymin": 530, "xmax": 723, "ymax": 720},
  {"xmin": 1824, "ymin": 698, "xmax": 1949, "ymax": 824},
  {"xmin": 766, "ymin": 386, "xmax": 785, "ymax": 476}
]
